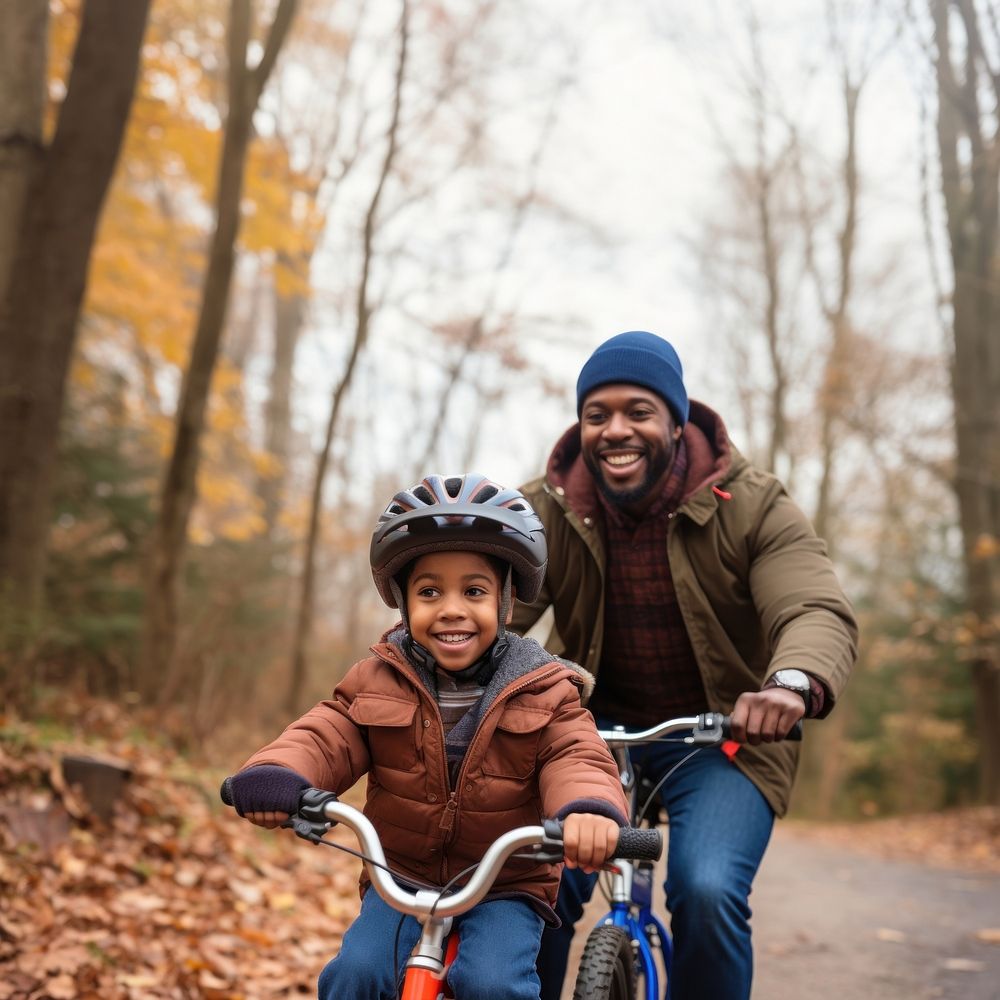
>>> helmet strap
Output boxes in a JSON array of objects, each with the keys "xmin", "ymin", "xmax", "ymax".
[
  {"xmin": 389, "ymin": 578, "xmax": 410, "ymax": 632},
  {"xmin": 495, "ymin": 566, "xmax": 512, "ymax": 642}
]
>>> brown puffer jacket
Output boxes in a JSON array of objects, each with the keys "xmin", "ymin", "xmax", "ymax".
[{"xmin": 240, "ymin": 632, "xmax": 628, "ymax": 922}]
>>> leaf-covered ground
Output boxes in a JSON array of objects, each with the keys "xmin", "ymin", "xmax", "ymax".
[
  {"xmin": 784, "ymin": 808, "xmax": 1000, "ymax": 874},
  {"xmin": 0, "ymin": 702, "xmax": 361, "ymax": 1000},
  {"xmin": 2, "ymin": 700, "xmax": 998, "ymax": 999}
]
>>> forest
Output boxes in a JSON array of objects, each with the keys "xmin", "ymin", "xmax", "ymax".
[{"xmin": 1, "ymin": 0, "xmax": 998, "ymax": 826}]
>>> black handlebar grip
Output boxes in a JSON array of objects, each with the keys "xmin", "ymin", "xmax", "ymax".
[
  {"xmin": 719, "ymin": 716, "xmax": 803, "ymax": 741},
  {"xmin": 220, "ymin": 776, "xmax": 235, "ymax": 807},
  {"xmin": 614, "ymin": 826, "xmax": 663, "ymax": 862}
]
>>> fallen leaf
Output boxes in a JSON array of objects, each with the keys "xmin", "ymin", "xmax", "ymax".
[
  {"xmin": 228, "ymin": 878, "xmax": 263, "ymax": 905},
  {"xmin": 943, "ymin": 957, "xmax": 986, "ymax": 972},
  {"xmin": 875, "ymin": 928, "xmax": 906, "ymax": 943},
  {"xmin": 116, "ymin": 972, "xmax": 162, "ymax": 988},
  {"xmin": 43, "ymin": 973, "xmax": 78, "ymax": 999}
]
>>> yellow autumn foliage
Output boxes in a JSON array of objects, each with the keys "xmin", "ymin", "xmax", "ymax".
[{"xmin": 55, "ymin": 0, "xmax": 350, "ymax": 550}]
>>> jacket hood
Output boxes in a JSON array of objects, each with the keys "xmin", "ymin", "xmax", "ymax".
[{"xmin": 545, "ymin": 399, "xmax": 742, "ymax": 521}]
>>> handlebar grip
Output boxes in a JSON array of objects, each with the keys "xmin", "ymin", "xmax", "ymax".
[
  {"xmin": 220, "ymin": 776, "xmax": 235, "ymax": 807},
  {"xmin": 718, "ymin": 716, "xmax": 803, "ymax": 741},
  {"xmin": 614, "ymin": 826, "xmax": 663, "ymax": 862}
]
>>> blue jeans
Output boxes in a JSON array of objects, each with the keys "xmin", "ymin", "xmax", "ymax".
[
  {"xmin": 319, "ymin": 888, "xmax": 544, "ymax": 999},
  {"xmin": 537, "ymin": 736, "xmax": 774, "ymax": 1000}
]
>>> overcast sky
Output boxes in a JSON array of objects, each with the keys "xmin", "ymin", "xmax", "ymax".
[{"xmin": 289, "ymin": 0, "xmax": 940, "ymax": 499}]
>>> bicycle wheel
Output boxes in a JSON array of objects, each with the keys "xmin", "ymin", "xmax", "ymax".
[{"xmin": 572, "ymin": 925, "xmax": 636, "ymax": 1000}]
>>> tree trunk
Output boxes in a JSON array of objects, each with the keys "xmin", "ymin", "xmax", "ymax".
[
  {"xmin": 0, "ymin": 0, "xmax": 151, "ymax": 623},
  {"xmin": 930, "ymin": 0, "xmax": 1000, "ymax": 804},
  {"xmin": 286, "ymin": 0, "xmax": 409, "ymax": 713},
  {"xmin": 141, "ymin": 0, "xmax": 298, "ymax": 702},
  {"xmin": 813, "ymin": 76, "xmax": 861, "ymax": 548},
  {"xmin": 259, "ymin": 267, "xmax": 306, "ymax": 534},
  {"xmin": 0, "ymin": 0, "xmax": 48, "ymax": 304}
]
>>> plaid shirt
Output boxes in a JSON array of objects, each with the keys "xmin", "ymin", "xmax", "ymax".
[{"xmin": 589, "ymin": 441, "xmax": 709, "ymax": 725}]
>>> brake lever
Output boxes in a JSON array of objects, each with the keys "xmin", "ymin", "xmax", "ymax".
[
  {"xmin": 516, "ymin": 817, "xmax": 565, "ymax": 863},
  {"xmin": 281, "ymin": 787, "xmax": 340, "ymax": 843},
  {"xmin": 687, "ymin": 712, "xmax": 726, "ymax": 745}
]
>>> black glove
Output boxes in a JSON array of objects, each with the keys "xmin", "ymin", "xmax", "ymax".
[{"xmin": 227, "ymin": 765, "xmax": 311, "ymax": 817}]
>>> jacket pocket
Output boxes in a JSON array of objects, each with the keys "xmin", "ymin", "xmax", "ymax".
[
  {"xmin": 481, "ymin": 707, "xmax": 551, "ymax": 780},
  {"xmin": 348, "ymin": 694, "xmax": 419, "ymax": 772}
]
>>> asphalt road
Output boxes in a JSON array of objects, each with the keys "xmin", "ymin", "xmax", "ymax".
[
  {"xmin": 751, "ymin": 826, "xmax": 1000, "ymax": 1000},
  {"xmin": 561, "ymin": 824, "xmax": 1000, "ymax": 1000}
]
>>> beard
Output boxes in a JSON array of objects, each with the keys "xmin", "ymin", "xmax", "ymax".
[{"xmin": 583, "ymin": 441, "xmax": 675, "ymax": 509}]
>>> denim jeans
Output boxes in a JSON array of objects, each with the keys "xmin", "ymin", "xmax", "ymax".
[
  {"xmin": 537, "ymin": 735, "xmax": 774, "ymax": 1000},
  {"xmin": 319, "ymin": 888, "xmax": 544, "ymax": 999}
]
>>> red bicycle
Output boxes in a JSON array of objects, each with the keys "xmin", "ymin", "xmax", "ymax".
[{"xmin": 221, "ymin": 781, "xmax": 661, "ymax": 1000}]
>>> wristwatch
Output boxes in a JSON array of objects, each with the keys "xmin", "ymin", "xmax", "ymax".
[{"xmin": 766, "ymin": 669, "xmax": 812, "ymax": 715}]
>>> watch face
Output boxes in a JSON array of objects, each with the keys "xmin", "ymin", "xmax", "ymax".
[{"xmin": 774, "ymin": 669, "xmax": 810, "ymax": 690}]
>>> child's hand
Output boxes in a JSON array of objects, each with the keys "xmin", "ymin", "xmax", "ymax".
[
  {"xmin": 245, "ymin": 811, "xmax": 290, "ymax": 829},
  {"xmin": 562, "ymin": 813, "xmax": 620, "ymax": 874},
  {"xmin": 227, "ymin": 765, "xmax": 311, "ymax": 819}
]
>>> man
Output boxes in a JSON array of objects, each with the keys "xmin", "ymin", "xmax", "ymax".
[{"xmin": 511, "ymin": 331, "xmax": 858, "ymax": 1000}]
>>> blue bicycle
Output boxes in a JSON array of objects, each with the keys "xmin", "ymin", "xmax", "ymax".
[{"xmin": 571, "ymin": 712, "xmax": 800, "ymax": 1000}]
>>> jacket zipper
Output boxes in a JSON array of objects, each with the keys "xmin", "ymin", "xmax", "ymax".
[
  {"xmin": 380, "ymin": 645, "xmax": 566, "ymax": 883},
  {"xmin": 438, "ymin": 665, "xmax": 564, "ymax": 846}
]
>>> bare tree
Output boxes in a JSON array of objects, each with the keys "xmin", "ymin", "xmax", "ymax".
[
  {"xmin": 141, "ymin": 0, "xmax": 299, "ymax": 701},
  {"xmin": 0, "ymin": 0, "xmax": 152, "ymax": 625},
  {"xmin": 803, "ymin": 1, "xmax": 893, "ymax": 546},
  {"xmin": 927, "ymin": 0, "xmax": 1000, "ymax": 803},
  {"xmin": 686, "ymin": 5, "xmax": 805, "ymax": 479},
  {"xmin": 411, "ymin": 78, "xmax": 570, "ymax": 473},
  {"xmin": 260, "ymin": 264, "xmax": 307, "ymax": 532},
  {"xmin": 257, "ymin": 0, "xmax": 368, "ymax": 534},
  {"xmin": 286, "ymin": 0, "xmax": 410, "ymax": 713}
]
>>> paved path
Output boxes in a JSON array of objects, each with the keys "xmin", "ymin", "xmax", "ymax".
[{"xmin": 561, "ymin": 824, "xmax": 1000, "ymax": 999}]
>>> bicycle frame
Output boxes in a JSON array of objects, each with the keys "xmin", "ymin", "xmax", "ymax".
[
  {"xmin": 400, "ymin": 932, "xmax": 458, "ymax": 1000},
  {"xmin": 589, "ymin": 714, "xmax": 729, "ymax": 1000},
  {"xmin": 317, "ymin": 799, "xmax": 559, "ymax": 1000}
]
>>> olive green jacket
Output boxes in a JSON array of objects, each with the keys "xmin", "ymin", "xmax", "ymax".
[{"xmin": 511, "ymin": 401, "xmax": 858, "ymax": 816}]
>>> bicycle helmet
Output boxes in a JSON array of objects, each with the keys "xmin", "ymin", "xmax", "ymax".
[{"xmin": 370, "ymin": 473, "xmax": 547, "ymax": 609}]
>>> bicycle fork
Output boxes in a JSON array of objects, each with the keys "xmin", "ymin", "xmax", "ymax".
[{"xmin": 600, "ymin": 860, "xmax": 672, "ymax": 1000}]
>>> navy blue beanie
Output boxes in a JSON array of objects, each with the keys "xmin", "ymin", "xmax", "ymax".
[{"xmin": 576, "ymin": 331, "xmax": 689, "ymax": 425}]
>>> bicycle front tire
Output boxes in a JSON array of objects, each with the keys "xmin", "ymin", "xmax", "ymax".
[{"xmin": 572, "ymin": 925, "xmax": 635, "ymax": 1000}]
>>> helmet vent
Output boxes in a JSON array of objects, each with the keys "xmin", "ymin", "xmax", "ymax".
[
  {"xmin": 473, "ymin": 484, "xmax": 499, "ymax": 502},
  {"xmin": 388, "ymin": 503, "xmax": 405, "ymax": 515},
  {"xmin": 413, "ymin": 485, "xmax": 435, "ymax": 505},
  {"xmin": 444, "ymin": 477, "xmax": 463, "ymax": 498},
  {"xmin": 509, "ymin": 502, "xmax": 526, "ymax": 511}
]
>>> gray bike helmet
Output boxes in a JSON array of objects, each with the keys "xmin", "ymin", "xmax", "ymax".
[{"xmin": 370, "ymin": 473, "xmax": 547, "ymax": 609}]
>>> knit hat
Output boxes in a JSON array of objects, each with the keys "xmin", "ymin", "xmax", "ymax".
[{"xmin": 576, "ymin": 331, "xmax": 689, "ymax": 425}]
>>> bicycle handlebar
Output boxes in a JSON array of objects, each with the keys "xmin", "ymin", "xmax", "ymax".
[
  {"xmin": 598, "ymin": 711, "xmax": 803, "ymax": 748},
  {"xmin": 219, "ymin": 781, "xmax": 663, "ymax": 919}
]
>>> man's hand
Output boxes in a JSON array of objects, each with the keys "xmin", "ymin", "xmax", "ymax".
[
  {"xmin": 562, "ymin": 814, "xmax": 620, "ymax": 874},
  {"xmin": 729, "ymin": 688, "xmax": 805, "ymax": 745}
]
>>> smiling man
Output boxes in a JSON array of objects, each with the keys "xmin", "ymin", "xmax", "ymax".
[{"xmin": 512, "ymin": 331, "xmax": 858, "ymax": 1000}]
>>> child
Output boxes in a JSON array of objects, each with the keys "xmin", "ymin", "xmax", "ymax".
[{"xmin": 227, "ymin": 474, "xmax": 628, "ymax": 1000}]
